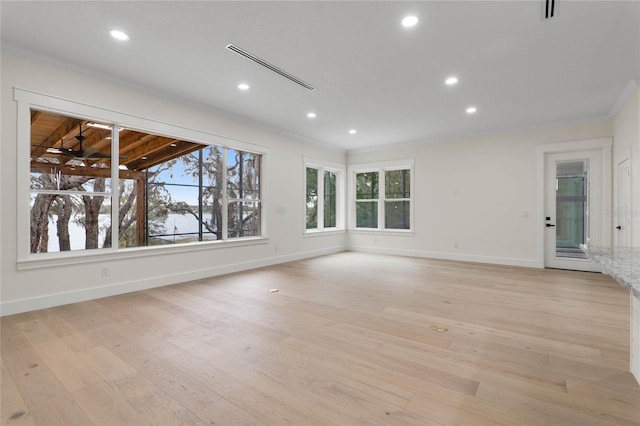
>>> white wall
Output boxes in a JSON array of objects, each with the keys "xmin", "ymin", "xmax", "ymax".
[
  {"xmin": 612, "ymin": 84, "xmax": 640, "ymax": 246},
  {"xmin": 1, "ymin": 52, "xmax": 347, "ymax": 315},
  {"xmin": 1, "ymin": 50, "xmax": 628, "ymax": 315},
  {"xmin": 347, "ymin": 120, "xmax": 613, "ymax": 267}
]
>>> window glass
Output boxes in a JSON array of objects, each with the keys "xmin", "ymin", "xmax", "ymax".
[
  {"xmin": 385, "ymin": 200, "xmax": 410, "ymax": 229},
  {"xmin": 356, "ymin": 172, "xmax": 378, "ymax": 199},
  {"xmin": 116, "ymin": 179, "xmax": 140, "ymax": 248},
  {"xmin": 228, "ymin": 149, "xmax": 261, "ymax": 200},
  {"xmin": 306, "ymin": 167, "xmax": 318, "ymax": 229},
  {"xmin": 324, "ymin": 171, "xmax": 337, "ymax": 228},
  {"xmin": 228, "ymin": 201, "xmax": 261, "ymax": 238},
  {"xmin": 30, "ymin": 112, "xmax": 113, "ymax": 253},
  {"xmin": 146, "ymin": 177, "xmax": 201, "ymax": 245},
  {"xmin": 385, "ymin": 169, "xmax": 410, "ymax": 199},
  {"xmin": 30, "ymin": 193, "xmax": 111, "ymax": 252},
  {"xmin": 384, "ymin": 169, "xmax": 410, "ymax": 230},
  {"xmin": 356, "ymin": 202, "xmax": 378, "ymax": 228}
]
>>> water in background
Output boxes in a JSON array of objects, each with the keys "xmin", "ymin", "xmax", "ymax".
[{"xmin": 46, "ymin": 213, "xmax": 203, "ymax": 251}]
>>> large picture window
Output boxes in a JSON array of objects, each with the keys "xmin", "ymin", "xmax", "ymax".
[
  {"xmin": 304, "ymin": 160, "xmax": 345, "ymax": 233},
  {"xmin": 349, "ymin": 161, "xmax": 413, "ymax": 232},
  {"xmin": 28, "ymin": 108, "xmax": 263, "ymax": 255}
]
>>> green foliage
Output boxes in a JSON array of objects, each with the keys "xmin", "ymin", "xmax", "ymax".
[
  {"xmin": 323, "ymin": 171, "xmax": 336, "ymax": 228},
  {"xmin": 356, "ymin": 172, "xmax": 378, "ymax": 199},
  {"xmin": 356, "ymin": 202, "xmax": 377, "ymax": 228},
  {"xmin": 385, "ymin": 169, "xmax": 410, "ymax": 199},
  {"xmin": 306, "ymin": 167, "xmax": 318, "ymax": 229}
]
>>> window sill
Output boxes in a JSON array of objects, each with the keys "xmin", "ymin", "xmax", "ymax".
[
  {"xmin": 347, "ymin": 229, "xmax": 414, "ymax": 237},
  {"xmin": 16, "ymin": 237, "xmax": 270, "ymax": 271},
  {"xmin": 303, "ymin": 229, "xmax": 347, "ymax": 238}
]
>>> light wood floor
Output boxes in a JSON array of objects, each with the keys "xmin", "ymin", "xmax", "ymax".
[{"xmin": 2, "ymin": 252, "xmax": 639, "ymax": 425}]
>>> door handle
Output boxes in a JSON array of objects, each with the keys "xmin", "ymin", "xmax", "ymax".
[
  {"xmin": 546, "ymin": 224, "xmax": 556, "ymax": 227},
  {"xmin": 616, "ymin": 225, "xmax": 622, "ymax": 230}
]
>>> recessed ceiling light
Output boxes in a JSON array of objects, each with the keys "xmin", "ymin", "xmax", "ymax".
[
  {"xmin": 170, "ymin": 143, "xmax": 177, "ymax": 147},
  {"xmin": 141, "ymin": 156, "xmax": 148, "ymax": 160},
  {"xmin": 401, "ymin": 16, "xmax": 419, "ymax": 28},
  {"xmin": 307, "ymin": 112, "xmax": 316, "ymax": 119},
  {"xmin": 109, "ymin": 30, "xmax": 130, "ymax": 41},
  {"xmin": 237, "ymin": 83, "xmax": 250, "ymax": 91},
  {"xmin": 466, "ymin": 106, "xmax": 477, "ymax": 114},
  {"xmin": 349, "ymin": 129, "xmax": 357, "ymax": 135},
  {"xmin": 445, "ymin": 76, "xmax": 459, "ymax": 86}
]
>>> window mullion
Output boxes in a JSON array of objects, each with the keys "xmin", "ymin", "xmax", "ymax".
[
  {"xmin": 318, "ymin": 167, "xmax": 325, "ymax": 230},
  {"xmin": 378, "ymin": 170, "xmax": 384, "ymax": 230},
  {"xmin": 198, "ymin": 149, "xmax": 204, "ymax": 242},
  {"xmin": 222, "ymin": 147, "xmax": 229, "ymax": 240},
  {"xmin": 111, "ymin": 124, "xmax": 119, "ymax": 249}
]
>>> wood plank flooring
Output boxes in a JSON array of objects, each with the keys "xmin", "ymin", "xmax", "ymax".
[{"xmin": 2, "ymin": 252, "xmax": 639, "ymax": 425}]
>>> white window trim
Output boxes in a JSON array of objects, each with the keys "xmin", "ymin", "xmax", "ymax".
[
  {"xmin": 347, "ymin": 159, "xmax": 415, "ymax": 233},
  {"xmin": 15, "ymin": 88, "xmax": 270, "ymax": 267},
  {"xmin": 303, "ymin": 158, "xmax": 346, "ymax": 235}
]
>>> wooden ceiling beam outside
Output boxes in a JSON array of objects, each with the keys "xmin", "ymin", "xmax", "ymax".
[
  {"xmin": 119, "ymin": 130, "xmax": 151, "ymax": 149},
  {"xmin": 119, "ymin": 133, "xmax": 159, "ymax": 158},
  {"xmin": 32, "ymin": 111, "xmax": 217, "ymax": 177},
  {"xmin": 77, "ymin": 128, "xmax": 112, "ymax": 151},
  {"xmin": 31, "ymin": 117, "xmax": 83, "ymax": 158},
  {"xmin": 128, "ymin": 142, "xmax": 202, "ymax": 171},
  {"xmin": 124, "ymin": 136, "xmax": 181, "ymax": 160},
  {"xmin": 30, "ymin": 161, "xmax": 144, "ymax": 180},
  {"xmin": 30, "ymin": 110, "xmax": 41, "ymax": 124}
]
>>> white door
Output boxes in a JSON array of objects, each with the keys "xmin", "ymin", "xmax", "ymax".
[
  {"xmin": 615, "ymin": 157, "xmax": 632, "ymax": 248},
  {"xmin": 544, "ymin": 150, "xmax": 602, "ymax": 271}
]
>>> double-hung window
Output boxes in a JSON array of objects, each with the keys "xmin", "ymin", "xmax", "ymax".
[
  {"xmin": 349, "ymin": 160, "xmax": 414, "ymax": 232},
  {"xmin": 305, "ymin": 159, "xmax": 345, "ymax": 232}
]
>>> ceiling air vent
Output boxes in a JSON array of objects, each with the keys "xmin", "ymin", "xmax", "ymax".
[
  {"xmin": 543, "ymin": 0, "xmax": 557, "ymax": 19},
  {"xmin": 226, "ymin": 44, "xmax": 316, "ymax": 91}
]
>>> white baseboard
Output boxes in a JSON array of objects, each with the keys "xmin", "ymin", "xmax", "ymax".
[
  {"xmin": 0, "ymin": 246, "xmax": 344, "ymax": 316},
  {"xmin": 348, "ymin": 245, "xmax": 540, "ymax": 268}
]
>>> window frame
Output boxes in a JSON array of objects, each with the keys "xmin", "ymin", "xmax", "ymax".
[
  {"xmin": 348, "ymin": 159, "xmax": 415, "ymax": 234},
  {"xmin": 303, "ymin": 158, "xmax": 346, "ymax": 235},
  {"xmin": 15, "ymin": 88, "xmax": 269, "ymax": 269}
]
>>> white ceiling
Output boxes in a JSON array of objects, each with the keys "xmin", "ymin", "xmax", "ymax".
[{"xmin": 2, "ymin": 1, "xmax": 639, "ymax": 150}]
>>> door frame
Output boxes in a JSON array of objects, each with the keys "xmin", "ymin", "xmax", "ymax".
[
  {"xmin": 536, "ymin": 137, "xmax": 612, "ymax": 268},
  {"xmin": 544, "ymin": 151, "xmax": 601, "ymax": 271},
  {"xmin": 614, "ymin": 148, "xmax": 632, "ymax": 247}
]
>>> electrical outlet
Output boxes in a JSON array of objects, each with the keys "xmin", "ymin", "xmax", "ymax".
[
  {"xmin": 101, "ymin": 266, "xmax": 110, "ymax": 277},
  {"xmin": 454, "ymin": 242, "xmax": 459, "ymax": 249}
]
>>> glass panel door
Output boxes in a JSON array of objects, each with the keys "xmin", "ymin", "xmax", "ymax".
[
  {"xmin": 555, "ymin": 160, "xmax": 587, "ymax": 259},
  {"xmin": 544, "ymin": 149, "xmax": 604, "ymax": 272}
]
